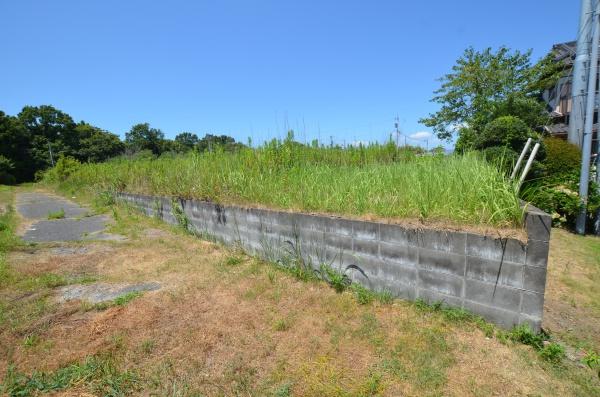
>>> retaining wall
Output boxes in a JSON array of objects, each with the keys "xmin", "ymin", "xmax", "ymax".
[{"xmin": 117, "ymin": 193, "xmax": 551, "ymax": 331}]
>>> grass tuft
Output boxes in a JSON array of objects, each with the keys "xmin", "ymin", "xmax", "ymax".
[{"xmin": 47, "ymin": 208, "xmax": 65, "ymax": 220}]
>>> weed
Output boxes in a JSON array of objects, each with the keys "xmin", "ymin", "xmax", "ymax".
[
  {"xmin": 375, "ymin": 289, "xmax": 394, "ymax": 305},
  {"xmin": 22, "ymin": 334, "xmax": 40, "ymax": 348},
  {"xmin": 583, "ymin": 351, "xmax": 600, "ymax": 378},
  {"xmin": 225, "ymin": 255, "xmax": 243, "ymax": 266},
  {"xmin": 171, "ymin": 198, "xmax": 190, "ymax": 233},
  {"xmin": 507, "ymin": 324, "xmax": 545, "ymax": 350},
  {"xmin": 141, "ymin": 339, "xmax": 155, "ymax": 354},
  {"xmin": 1, "ymin": 355, "xmax": 139, "ymax": 396},
  {"xmin": 351, "ymin": 283, "xmax": 374, "ymax": 305},
  {"xmin": 84, "ymin": 291, "xmax": 143, "ymax": 311},
  {"xmin": 273, "ymin": 382, "xmax": 292, "ymax": 397},
  {"xmin": 114, "ymin": 291, "xmax": 142, "ymax": 306},
  {"xmin": 320, "ymin": 264, "xmax": 350, "ymax": 293},
  {"xmin": 273, "ymin": 318, "xmax": 291, "ymax": 332},
  {"xmin": 47, "ymin": 208, "xmax": 65, "ymax": 220},
  {"xmin": 539, "ymin": 343, "xmax": 566, "ymax": 363}
]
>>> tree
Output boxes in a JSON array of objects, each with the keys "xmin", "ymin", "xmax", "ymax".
[
  {"xmin": 420, "ymin": 47, "xmax": 562, "ymax": 140},
  {"xmin": 0, "ymin": 111, "xmax": 32, "ymax": 182},
  {"xmin": 125, "ymin": 123, "xmax": 165, "ymax": 155},
  {"xmin": 196, "ymin": 134, "xmax": 244, "ymax": 152},
  {"xmin": 75, "ymin": 122, "xmax": 124, "ymax": 162},
  {"xmin": 174, "ymin": 132, "xmax": 199, "ymax": 152},
  {"xmin": 18, "ymin": 105, "xmax": 78, "ymax": 170},
  {"xmin": 0, "ymin": 155, "xmax": 16, "ymax": 184}
]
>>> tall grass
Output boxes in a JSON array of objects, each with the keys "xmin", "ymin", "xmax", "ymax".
[{"xmin": 50, "ymin": 139, "xmax": 523, "ymax": 228}]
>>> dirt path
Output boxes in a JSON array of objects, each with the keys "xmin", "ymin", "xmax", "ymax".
[{"xmin": 1, "ymin": 189, "xmax": 599, "ymax": 397}]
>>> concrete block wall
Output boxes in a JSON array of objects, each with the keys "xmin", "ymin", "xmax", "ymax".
[{"xmin": 117, "ymin": 193, "xmax": 551, "ymax": 331}]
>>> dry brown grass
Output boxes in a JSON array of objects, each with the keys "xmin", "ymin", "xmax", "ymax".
[{"xmin": 1, "ymin": 191, "xmax": 599, "ymax": 396}]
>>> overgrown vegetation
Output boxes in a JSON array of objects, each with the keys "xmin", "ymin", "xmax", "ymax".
[{"xmin": 46, "ymin": 135, "xmax": 524, "ymax": 228}]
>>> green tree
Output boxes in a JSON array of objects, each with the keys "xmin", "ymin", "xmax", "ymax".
[
  {"xmin": 0, "ymin": 111, "xmax": 32, "ymax": 182},
  {"xmin": 420, "ymin": 47, "xmax": 562, "ymax": 140},
  {"xmin": 174, "ymin": 132, "xmax": 199, "ymax": 152},
  {"xmin": 125, "ymin": 123, "xmax": 165, "ymax": 155},
  {"xmin": 196, "ymin": 134, "xmax": 243, "ymax": 152},
  {"xmin": 0, "ymin": 155, "xmax": 16, "ymax": 184},
  {"xmin": 75, "ymin": 122, "xmax": 124, "ymax": 162},
  {"xmin": 18, "ymin": 105, "xmax": 78, "ymax": 171}
]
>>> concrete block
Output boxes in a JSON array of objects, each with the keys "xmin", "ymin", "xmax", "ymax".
[
  {"xmin": 379, "ymin": 223, "xmax": 418, "ymax": 246},
  {"xmin": 464, "ymin": 300, "xmax": 520, "ymax": 330},
  {"xmin": 376, "ymin": 278, "xmax": 416, "ymax": 300},
  {"xmin": 376, "ymin": 259, "xmax": 417, "ymax": 286},
  {"xmin": 419, "ymin": 248, "xmax": 465, "ymax": 277},
  {"xmin": 347, "ymin": 254, "xmax": 386, "ymax": 282},
  {"xmin": 323, "ymin": 217, "xmax": 353, "ymax": 237},
  {"xmin": 379, "ymin": 242, "xmax": 418, "ymax": 267},
  {"xmin": 466, "ymin": 234, "xmax": 526, "ymax": 264},
  {"xmin": 418, "ymin": 269, "xmax": 463, "ymax": 297},
  {"xmin": 464, "ymin": 279, "xmax": 521, "ymax": 312},
  {"xmin": 324, "ymin": 231, "xmax": 353, "ymax": 251},
  {"xmin": 523, "ymin": 266, "xmax": 547, "ymax": 293},
  {"xmin": 353, "ymin": 238, "xmax": 379, "ymax": 258},
  {"xmin": 352, "ymin": 220, "xmax": 379, "ymax": 241},
  {"xmin": 466, "ymin": 256, "xmax": 523, "ymax": 289},
  {"xmin": 417, "ymin": 229, "xmax": 466, "ymax": 254},
  {"xmin": 524, "ymin": 208, "xmax": 551, "ymax": 242},
  {"xmin": 519, "ymin": 315, "xmax": 542, "ymax": 333},
  {"xmin": 521, "ymin": 291, "xmax": 544, "ymax": 318},
  {"xmin": 418, "ymin": 288, "xmax": 463, "ymax": 308},
  {"xmin": 525, "ymin": 240, "xmax": 549, "ymax": 268}
]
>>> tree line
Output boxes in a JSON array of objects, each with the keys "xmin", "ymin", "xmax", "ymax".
[{"xmin": 0, "ymin": 105, "xmax": 243, "ymax": 184}]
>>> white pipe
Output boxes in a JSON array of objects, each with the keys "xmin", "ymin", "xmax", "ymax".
[
  {"xmin": 511, "ymin": 138, "xmax": 532, "ymax": 180},
  {"xmin": 518, "ymin": 142, "xmax": 540, "ymax": 188}
]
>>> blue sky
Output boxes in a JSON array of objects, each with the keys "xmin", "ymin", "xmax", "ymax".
[{"xmin": 1, "ymin": 1, "xmax": 578, "ymax": 148}]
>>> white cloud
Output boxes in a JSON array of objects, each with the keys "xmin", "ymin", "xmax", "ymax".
[{"xmin": 409, "ymin": 131, "xmax": 432, "ymax": 140}]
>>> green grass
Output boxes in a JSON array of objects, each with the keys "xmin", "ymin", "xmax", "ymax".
[
  {"xmin": 1, "ymin": 355, "xmax": 138, "ymax": 396},
  {"xmin": 49, "ymin": 139, "xmax": 524, "ymax": 228},
  {"xmin": 47, "ymin": 208, "xmax": 65, "ymax": 220},
  {"xmin": 83, "ymin": 291, "xmax": 143, "ymax": 311}
]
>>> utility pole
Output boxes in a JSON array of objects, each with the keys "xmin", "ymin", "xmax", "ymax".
[
  {"xmin": 569, "ymin": 0, "xmax": 593, "ymax": 146},
  {"xmin": 394, "ymin": 116, "xmax": 400, "ymax": 147},
  {"xmin": 48, "ymin": 141, "xmax": 54, "ymax": 167},
  {"xmin": 576, "ymin": 0, "xmax": 600, "ymax": 234}
]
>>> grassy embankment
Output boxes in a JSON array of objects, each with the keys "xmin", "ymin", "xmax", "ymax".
[{"xmin": 50, "ymin": 141, "xmax": 523, "ymax": 229}]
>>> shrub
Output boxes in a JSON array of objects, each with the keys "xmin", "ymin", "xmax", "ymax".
[
  {"xmin": 476, "ymin": 116, "xmax": 542, "ymax": 156},
  {"xmin": 44, "ymin": 155, "xmax": 81, "ymax": 182},
  {"xmin": 522, "ymin": 175, "xmax": 600, "ymax": 228},
  {"xmin": 543, "ymin": 137, "xmax": 581, "ymax": 177}
]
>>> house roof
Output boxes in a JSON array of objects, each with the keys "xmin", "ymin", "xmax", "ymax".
[{"xmin": 551, "ymin": 41, "xmax": 576, "ymax": 65}]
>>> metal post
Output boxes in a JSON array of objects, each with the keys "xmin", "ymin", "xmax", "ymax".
[
  {"xmin": 576, "ymin": 0, "xmax": 600, "ymax": 234},
  {"xmin": 511, "ymin": 138, "xmax": 532, "ymax": 180},
  {"xmin": 569, "ymin": 0, "xmax": 593, "ymax": 146}
]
